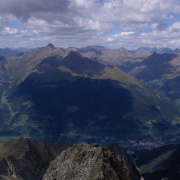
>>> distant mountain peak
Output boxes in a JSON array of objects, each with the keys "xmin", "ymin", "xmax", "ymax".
[
  {"xmin": 47, "ymin": 43, "xmax": 55, "ymax": 48},
  {"xmin": 67, "ymin": 47, "xmax": 79, "ymax": 52},
  {"xmin": 118, "ymin": 47, "xmax": 129, "ymax": 52},
  {"xmin": 134, "ymin": 47, "xmax": 179, "ymax": 54}
]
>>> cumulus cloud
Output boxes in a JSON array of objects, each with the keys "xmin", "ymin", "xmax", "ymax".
[{"xmin": 0, "ymin": 0, "xmax": 179, "ymax": 48}]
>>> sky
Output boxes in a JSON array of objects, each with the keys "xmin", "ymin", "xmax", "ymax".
[{"xmin": 0, "ymin": 0, "xmax": 180, "ymax": 49}]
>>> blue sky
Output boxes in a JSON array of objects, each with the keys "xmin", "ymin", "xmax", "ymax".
[
  {"xmin": 10, "ymin": 21, "xmax": 26, "ymax": 30},
  {"xmin": 0, "ymin": 0, "xmax": 180, "ymax": 49},
  {"xmin": 106, "ymin": 23, "xmax": 121, "ymax": 36}
]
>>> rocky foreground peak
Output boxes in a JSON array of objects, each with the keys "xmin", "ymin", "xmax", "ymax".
[
  {"xmin": 43, "ymin": 144, "xmax": 140, "ymax": 180},
  {"xmin": 0, "ymin": 138, "xmax": 70, "ymax": 180},
  {"xmin": 0, "ymin": 138, "xmax": 141, "ymax": 180}
]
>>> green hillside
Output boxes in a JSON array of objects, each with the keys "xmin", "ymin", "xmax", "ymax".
[{"xmin": 132, "ymin": 144, "xmax": 180, "ymax": 180}]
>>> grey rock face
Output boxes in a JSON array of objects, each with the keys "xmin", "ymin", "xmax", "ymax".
[
  {"xmin": 0, "ymin": 138, "xmax": 70, "ymax": 180},
  {"xmin": 43, "ymin": 144, "xmax": 140, "ymax": 180}
]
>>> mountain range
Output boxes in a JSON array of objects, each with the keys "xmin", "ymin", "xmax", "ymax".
[
  {"xmin": 79, "ymin": 46, "xmax": 180, "ymax": 106},
  {"xmin": 0, "ymin": 44, "xmax": 179, "ymax": 180},
  {"xmin": 0, "ymin": 44, "xmax": 179, "ymax": 148},
  {"xmin": 0, "ymin": 48, "xmax": 28, "ymax": 56}
]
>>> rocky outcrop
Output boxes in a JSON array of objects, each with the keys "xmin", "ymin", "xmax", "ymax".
[
  {"xmin": 0, "ymin": 137, "xmax": 70, "ymax": 180},
  {"xmin": 43, "ymin": 144, "xmax": 140, "ymax": 180},
  {"xmin": 108, "ymin": 144, "xmax": 141, "ymax": 179}
]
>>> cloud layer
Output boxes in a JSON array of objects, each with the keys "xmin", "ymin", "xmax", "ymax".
[{"xmin": 0, "ymin": 0, "xmax": 180, "ymax": 49}]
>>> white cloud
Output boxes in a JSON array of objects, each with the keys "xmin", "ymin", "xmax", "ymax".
[
  {"xmin": 0, "ymin": 0, "xmax": 179, "ymax": 49},
  {"xmin": 170, "ymin": 22, "xmax": 180, "ymax": 32},
  {"xmin": 3, "ymin": 27, "xmax": 18, "ymax": 35}
]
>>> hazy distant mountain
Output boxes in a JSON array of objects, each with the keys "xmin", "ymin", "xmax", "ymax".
[
  {"xmin": 79, "ymin": 46, "xmax": 180, "ymax": 66},
  {"xmin": 0, "ymin": 48, "xmax": 28, "ymax": 56},
  {"xmin": 128, "ymin": 53, "xmax": 180, "ymax": 106},
  {"xmin": 79, "ymin": 46, "xmax": 180, "ymax": 106},
  {"xmin": 132, "ymin": 47, "xmax": 180, "ymax": 54},
  {"xmin": 0, "ymin": 45, "xmax": 179, "ymax": 147},
  {"xmin": 79, "ymin": 46, "xmax": 151, "ymax": 65},
  {"xmin": 130, "ymin": 52, "xmax": 177, "ymax": 80}
]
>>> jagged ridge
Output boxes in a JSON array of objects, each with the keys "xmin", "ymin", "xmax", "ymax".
[{"xmin": 43, "ymin": 144, "xmax": 141, "ymax": 180}]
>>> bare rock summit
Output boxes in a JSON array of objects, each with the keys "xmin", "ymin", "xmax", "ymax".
[{"xmin": 43, "ymin": 144, "xmax": 140, "ymax": 180}]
